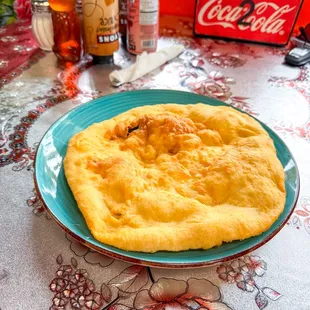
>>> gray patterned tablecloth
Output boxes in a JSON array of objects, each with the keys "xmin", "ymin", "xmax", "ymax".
[{"xmin": 1, "ymin": 18, "xmax": 310, "ymax": 310}]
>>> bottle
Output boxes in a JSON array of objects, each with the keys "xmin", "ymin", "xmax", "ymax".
[
  {"xmin": 119, "ymin": 0, "xmax": 127, "ymax": 45},
  {"xmin": 82, "ymin": 0, "xmax": 119, "ymax": 64},
  {"xmin": 76, "ymin": 0, "xmax": 86, "ymax": 55},
  {"xmin": 31, "ymin": 0, "xmax": 54, "ymax": 51},
  {"xmin": 49, "ymin": 0, "xmax": 82, "ymax": 62},
  {"xmin": 127, "ymin": 0, "xmax": 159, "ymax": 55}
]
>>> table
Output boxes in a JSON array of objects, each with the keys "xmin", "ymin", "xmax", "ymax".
[{"xmin": 1, "ymin": 17, "xmax": 310, "ymax": 310}]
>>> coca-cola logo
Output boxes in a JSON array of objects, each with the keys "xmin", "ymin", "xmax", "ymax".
[{"xmin": 197, "ymin": 0, "xmax": 296, "ymax": 35}]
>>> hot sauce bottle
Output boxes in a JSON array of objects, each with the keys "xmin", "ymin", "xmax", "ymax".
[
  {"xmin": 82, "ymin": 0, "xmax": 119, "ymax": 64},
  {"xmin": 119, "ymin": 0, "xmax": 127, "ymax": 45},
  {"xmin": 49, "ymin": 0, "xmax": 82, "ymax": 62},
  {"xmin": 127, "ymin": 0, "xmax": 159, "ymax": 55}
]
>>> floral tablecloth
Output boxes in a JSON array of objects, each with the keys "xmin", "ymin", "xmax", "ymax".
[{"xmin": 1, "ymin": 17, "xmax": 310, "ymax": 310}]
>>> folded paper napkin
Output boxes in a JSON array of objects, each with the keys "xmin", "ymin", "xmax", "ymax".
[{"xmin": 109, "ymin": 45, "xmax": 185, "ymax": 86}]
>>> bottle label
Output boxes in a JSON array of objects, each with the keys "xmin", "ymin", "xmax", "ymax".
[
  {"xmin": 127, "ymin": 0, "xmax": 158, "ymax": 54},
  {"xmin": 82, "ymin": 0, "xmax": 119, "ymax": 55},
  {"xmin": 97, "ymin": 33, "xmax": 119, "ymax": 43},
  {"xmin": 120, "ymin": 0, "xmax": 128, "ymax": 25},
  {"xmin": 119, "ymin": 0, "xmax": 127, "ymax": 35},
  {"xmin": 140, "ymin": 0, "xmax": 158, "ymax": 25},
  {"xmin": 96, "ymin": 15, "xmax": 119, "ymax": 43}
]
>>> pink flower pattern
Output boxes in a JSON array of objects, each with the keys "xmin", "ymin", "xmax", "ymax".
[
  {"xmin": 50, "ymin": 258, "xmax": 233, "ymax": 310},
  {"xmin": 269, "ymin": 66, "xmax": 310, "ymax": 142},
  {"xmin": 26, "ymin": 188, "xmax": 50, "ymax": 218},
  {"xmin": 66, "ymin": 234, "xmax": 114, "ymax": 268},
  {"xmin": 192, "ymin": 53, "xmax": 246, "ymax": 69},
  {"xmin": 217, "ymin": 255, "xmax": 281, "ymax": 309},
  {"xmin": 134, "ymin": 278, "xmax": 231, "ymax": 310},
  {"xmin": 288, "ymin": 196, "xmax": 310, "ymax": 233},
  {"xmin": 49, "ymin": 255, "xmax": 110, "ymax": 310}
]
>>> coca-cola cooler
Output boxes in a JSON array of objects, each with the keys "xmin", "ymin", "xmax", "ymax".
[{"xmin": 193, "ymin": 0, "xmax": 304, "ymax": 45}]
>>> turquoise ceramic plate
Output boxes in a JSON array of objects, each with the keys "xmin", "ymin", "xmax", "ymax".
[{"xmin": 35, "ymin": 90, "xmax": 300, "ymax": 268}]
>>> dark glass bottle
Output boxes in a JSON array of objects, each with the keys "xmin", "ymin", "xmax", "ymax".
[{"xmin": 119, "ymin": 0, "xmax": 127, "ymax": 45}]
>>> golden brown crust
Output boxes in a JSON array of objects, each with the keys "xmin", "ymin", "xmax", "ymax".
[{"xmin": 64, "ymin": 104, "xmax": 286, "ymax": 252}]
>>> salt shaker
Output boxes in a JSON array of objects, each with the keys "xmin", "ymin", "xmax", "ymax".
[{"xmin": 31, "ymin": 0, "xmax": 54, "ymax": 51}]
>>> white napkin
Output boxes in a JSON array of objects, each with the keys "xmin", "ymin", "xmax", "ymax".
[{"xmin": 109, "ymin": 45, "xmax": 185, "ymax": 86}]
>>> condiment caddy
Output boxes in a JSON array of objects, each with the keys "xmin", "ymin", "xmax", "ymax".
[{"xmin": 32, "ymin": 0, "xmax": 160, "ymax": 63}]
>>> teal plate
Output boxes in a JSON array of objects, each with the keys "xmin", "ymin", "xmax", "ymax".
[{"xmin": 35, "ymin": 90, "xmax": 300, "ymax": 268}]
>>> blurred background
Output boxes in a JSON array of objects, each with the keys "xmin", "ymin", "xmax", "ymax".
[{"xmin": 1, "ymin": 0, "xmax": 309, "ymax": 33}]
